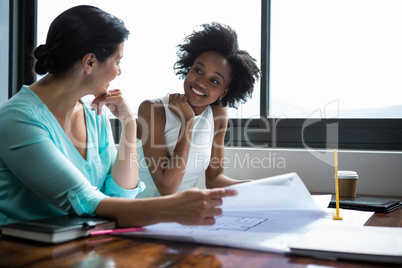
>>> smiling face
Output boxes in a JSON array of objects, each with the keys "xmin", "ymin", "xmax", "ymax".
[{"xmin": 183, "ymin": 50, "xmax": 232, "ymax": 115}]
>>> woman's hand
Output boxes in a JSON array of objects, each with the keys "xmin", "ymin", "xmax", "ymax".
[
  {"xmin": 168, "ymin": 94, "xmax": 195, "ymax": 122},
  {"xmin": 160, "ymin": 188, "xmax": 238, "ymax": 225},
  {"xmin": 95, "ymin": 187, "xmax": 238, "ymax": 227},
  {"xmin": 91, "ymin": 88, "xmax": 138, "ymax": 190},
  {"xmin": 91, "ymin": 89, "xmax": 133, "ymax": 121}
]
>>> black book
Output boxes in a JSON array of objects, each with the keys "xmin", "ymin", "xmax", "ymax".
[
  {"xmin": 1, "ymin": 215, "xmax": 116, "ymax": 244},
  {"xmin": 328, "ymin": 195, "xmax": 402, "ymax": 213}
]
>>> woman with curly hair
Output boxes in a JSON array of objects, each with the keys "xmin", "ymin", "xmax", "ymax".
[{"xmin": 137, "ymin": 22, "xmax": 261, "ymax": 198}]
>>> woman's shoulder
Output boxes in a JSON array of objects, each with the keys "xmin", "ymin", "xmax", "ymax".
[
  {"xmin": 0, "ymin": 87, "xmax": 55, "ymax": 141},
  {"xmin": 137, "ymin": 98, "xmax": 166, "ymax": 139},
  {"xmin": 1, "ymin": 86, "xmax": 41, "ymax": 106},
  {"xmin": 210, "ymin": 105, "xmax": 228, "ymax": 129},
  {"xmin": 138, "ymin": 98, "xmax": 165, "ymax": 116},
  {"xmin": 0, "ymin": 87, "xmax": 44, "ymax": 117},
  {"xmin": 210, "ymin": 104, "xmax": 228, "ymax": 118}
]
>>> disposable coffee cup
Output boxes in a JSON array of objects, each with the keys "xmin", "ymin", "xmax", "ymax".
[{"xmin": 335, "ymin": 170, "xmax": 358, "ymax": 198}]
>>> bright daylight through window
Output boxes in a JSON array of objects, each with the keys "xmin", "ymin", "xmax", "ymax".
[
  {"xmin": 37, "ymin": 0, "xmax": 261, "ymax": 119},
  {"xmin": 270, "ymin": 0, "xmax": 402, "ymax": 119},
  {"xmin": 38, "ymin": 0, "xmax": 402, "ymax": 120}
]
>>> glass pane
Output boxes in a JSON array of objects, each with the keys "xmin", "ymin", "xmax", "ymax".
[
  {"xmin": 0, "ymin": 0, "xmax": 9, "ymax": 107},
  {"xmin": 270, "ymin": 0, "xmax": 402, "ymax": 118},
  {"xmin": 37, "ymin": 0, "xmax": 261, "ymax": 118}
]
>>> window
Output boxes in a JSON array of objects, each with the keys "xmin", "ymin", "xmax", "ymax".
[
  {"xmin": 227, "ymin": 0, "xmax": 402, "ymax": 150},
  {"xmin": 0, "ymin": 1, "xmax": 9, "ymax": 106},
  {"xmin": 37, "ymin": 0, "xmax": 261, "ymax": 119},
  {"xmin": 7, "ymin": 0, "xmax": 402, "ymax": 150},
  {"xmin": 270, "ymin": 0, "xmax": 402, "ymax": 119}
]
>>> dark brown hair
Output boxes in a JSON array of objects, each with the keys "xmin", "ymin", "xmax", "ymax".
[{"xmin": 34, "ymin": 5, "xmax": 129, "ymax": 76}]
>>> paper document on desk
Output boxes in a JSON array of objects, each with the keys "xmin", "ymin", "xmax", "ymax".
[
  {"xmin": 289, "ymin": 225, "xmax": 402, "ymax": 264},
  {"xmin": 121, "ymin": 173, "xmax": 374, "ymax": 253}
]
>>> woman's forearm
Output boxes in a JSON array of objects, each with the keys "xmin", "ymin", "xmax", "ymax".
[
  {"xmin": 111, "ymin": 118, "xmax": 139, "ymax": 189},
  {"xmin": 154, "ymin": 121, "xmax": 194, "ymax": 195},
  {"xmin": 95, "ymin": 187, "xmax": 238, "ymax": 227}
]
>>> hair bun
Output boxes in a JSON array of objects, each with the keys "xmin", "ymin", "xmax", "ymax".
[{"xmin": 34, "ymin": 44, "xmax": 55, "ymax": 74}]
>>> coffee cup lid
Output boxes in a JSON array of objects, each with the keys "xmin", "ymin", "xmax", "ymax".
[{"xmin": 335, "ymin": 170, "xmax": 359, "ymax": 179}]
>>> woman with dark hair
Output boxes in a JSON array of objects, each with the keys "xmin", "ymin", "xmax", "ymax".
[
  {"xmin": 137, "ymin": 22, "xmax": 261, "ymax": 198},
  {"xmin": 0, "ymin": 6, "xmax": 236, "ymax": 227}
]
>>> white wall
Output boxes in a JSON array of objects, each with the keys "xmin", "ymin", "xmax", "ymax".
[{"xmin": 197, "ymin": 148, "xmax": 402, "ymax": 197}]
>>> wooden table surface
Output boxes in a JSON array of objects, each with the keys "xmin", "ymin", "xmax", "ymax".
[{"xmin": 1, "ymin": 203, "xmax": 401, "ymax": 268}]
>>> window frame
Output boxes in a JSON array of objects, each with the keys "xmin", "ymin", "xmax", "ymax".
[
  {"xmin": 8, "ymin": 0, "xmax": 36, "ymax": 98},
  {"xmin": 0, "ymin": 1, "xmax": 9, "ymax": 107},
  {"xmin": 223, "ymin": 0, "xmax": 402, "ymax": 151},
  {"xmin": 8, "ymin": 0, "xmax": 402, "ymax": 150}
]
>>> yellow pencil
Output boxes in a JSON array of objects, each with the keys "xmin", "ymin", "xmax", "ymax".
[{"xmin": 333, "ymin": 149, "xmax": 343, "ymax": 220}]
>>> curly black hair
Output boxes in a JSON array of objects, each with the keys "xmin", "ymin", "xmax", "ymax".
[{"xmin": 174, "ymin": 22, "xmax": 261, "ymax": 108}]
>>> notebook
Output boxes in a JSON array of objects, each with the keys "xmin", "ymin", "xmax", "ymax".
[
  {"xmin": 328, "ymin": 196, "xmax": 402, "ymax": 213},
  {"xmin": 1, "ymin": 215, "xmax": 115, "ymax": 244},
  {"xmin": 289, "ymin": 225, "xmax": 402, "ymax": 264}
]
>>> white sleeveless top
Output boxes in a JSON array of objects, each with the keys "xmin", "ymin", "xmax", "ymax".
[{"xmin": 136, "ymin": 94, "xmax": 214, "ymax": 198}]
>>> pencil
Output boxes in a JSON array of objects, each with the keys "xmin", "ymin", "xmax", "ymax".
[
  {"xmin": 89, "ymin": 227, "xmax": 144, "ymax": 236},
  {"xmin": 333, "ymin": 149, "xmax": 343, "ymax": 220}
]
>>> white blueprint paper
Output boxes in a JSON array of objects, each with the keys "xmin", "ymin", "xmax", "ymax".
[{"xmin": 121, "ymin": 173, "xmax": 374, "ymax": 253}]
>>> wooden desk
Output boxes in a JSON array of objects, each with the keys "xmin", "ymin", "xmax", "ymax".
[{"xmin": 1, "ymin": 206, "xmax": 401, "ymax": 268}]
